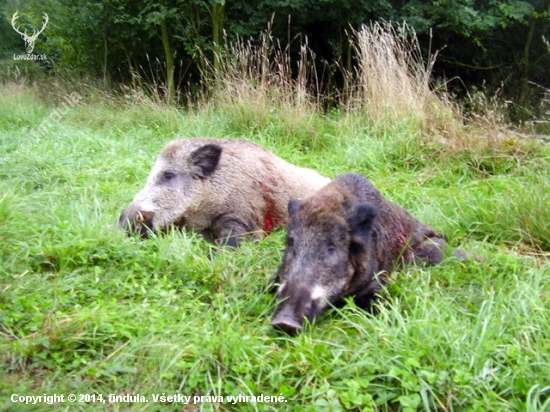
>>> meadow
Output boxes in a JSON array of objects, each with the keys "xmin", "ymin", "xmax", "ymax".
[{"xmin": 1, "ymin": 25, "xmax": 550, "ymax": 412}]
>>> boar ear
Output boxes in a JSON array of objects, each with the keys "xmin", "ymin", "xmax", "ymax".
[
  {"xmin": 288, "ymin": 198, "xmax": 301, "ymax": 217},
  {"xmin": 190, "ymin": 144, "xmax": 222, "ymax": 178},
  {"xmin": 348, "ymin": 202, "xmax": 378, "ymax": 243}
]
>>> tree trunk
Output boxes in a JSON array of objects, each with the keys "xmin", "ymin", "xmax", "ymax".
[
  {"xmin": 519, "ymin": 16, "xmax": 536, "ymax": 107},
  {"xmin": 519, "ymin": 0, "xmax": 550, "ymax": 107},
  {"xmin": 160, "ymin": 19, "xmax": 175, "ymax": 105},
  {"xmin": 103, "ymin": 29, "xmax": 108, "ymax": 87},
  {"xmin": 212, "ymin": 2, "xmax": 225, "ymax": 73}
]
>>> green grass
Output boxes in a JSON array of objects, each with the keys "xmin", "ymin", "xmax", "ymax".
[{"xmin": 1, "ymin": 83, "xmax": 549, "ymax": 412}]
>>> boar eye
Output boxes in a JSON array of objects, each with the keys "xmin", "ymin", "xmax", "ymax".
[
  {"xmin": 326, "ymin": 243, "xmax": 336, "ymax": 255},
  {"xmin": 286, "ymin": 236, "xmax": 294, "ymax": 247},
  {"xmin": 162, "ymin": 171, "xmax": 176, "ymax": 182}
]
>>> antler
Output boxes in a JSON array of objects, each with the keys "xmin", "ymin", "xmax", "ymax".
[
  {"xmin": 11, "ymin": 11, "xmax": 48, "ymax": 41},
  {"xmin": 34, "ymin": 13, "xmax": 49, "ymax": 39},
  {"xmin": 11, "ymin": 11, "xmax": 27, "ymax": 37}
]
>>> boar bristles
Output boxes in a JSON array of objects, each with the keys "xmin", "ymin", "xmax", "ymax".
[{"xmin": 295, "ymin": 191, "xmax": 348, "ymax": 225}]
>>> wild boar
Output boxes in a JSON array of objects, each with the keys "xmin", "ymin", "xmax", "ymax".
[
  {"xmin": 271, "ymin": 173, "xmax": 449, "ymax": 334},
  {"xmin": 119, "ymin": 138, "xmax": 330, "ymax": 246}
]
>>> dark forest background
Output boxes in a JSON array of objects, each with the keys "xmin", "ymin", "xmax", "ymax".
[{"xmin": 1, "ymin": 0, "xmax": 549, "ymax": 123}]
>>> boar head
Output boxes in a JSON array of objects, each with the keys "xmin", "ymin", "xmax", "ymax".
[
  {"xmin": 119, "ymin": 142, "xmax": 222, "ymax": 237},
  {"xmin": 271, "ymin": 191, "xmax": 378, "ymax": 335}
]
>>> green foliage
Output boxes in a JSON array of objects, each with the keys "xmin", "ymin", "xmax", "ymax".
[
  {"xmin": 1, "ymin": 82, "xmax": 549, "ymax": 411},
  {"xmin": 1, "ymin": 0, "xmax": 549, "ymax": 115}
]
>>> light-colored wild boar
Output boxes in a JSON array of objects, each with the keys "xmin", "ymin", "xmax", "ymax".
[
  {"xmin": 271, "ymin": 173, "xmax": 450, "ymax": 334},
  {"xmin": 119, "ymin": 138, "xmax": 330, "ymax": 246}
]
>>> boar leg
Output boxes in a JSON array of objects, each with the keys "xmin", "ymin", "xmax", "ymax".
[
  {"xmin": 267, "ymin": 274, "xmax": 281, "ymax": 293},
  {"xmin": 209, "ymin": 214, "xmax": 255, "ymax": 247},
  {"xmin": 352, "ymin": 275, "xmax": 386, "ymax": 312},
  {"xmin": 412, "ymin": 236, "xmax": 447, "ymax": 266}
]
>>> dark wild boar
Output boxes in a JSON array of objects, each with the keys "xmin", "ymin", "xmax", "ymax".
[
  {"xmin": 271, "ymin": 173, "xmax": 449, "ymax": 334},
  {"xmin": 119, "ymin": 138, "xmax": 330, "ymax": 246}
]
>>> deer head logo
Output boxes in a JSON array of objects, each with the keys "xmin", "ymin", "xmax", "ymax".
[{"xmin": 11, "ymin": 11, "xmax": 49, "ymax": 54}]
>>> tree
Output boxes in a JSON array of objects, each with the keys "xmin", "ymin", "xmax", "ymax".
[
  {"xmin": 2, "ymin": 0, "xmax": 548, "ymax": 114},
  {"xmin": 396, "ymin": 0, "xmax": 550, "ymax": 112}
]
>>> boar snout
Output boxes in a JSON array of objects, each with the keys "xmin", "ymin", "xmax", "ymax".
[
  {"xmin": 272, "ymin": 284, "xmax": 326, "ymax": 335},
  {"xmin": 119, "ymin": 207, "xmax": 155, "ymax": 238},
  {"xmin": 271, "ymin": 306, "xmax": 303, "ymax": 336}
]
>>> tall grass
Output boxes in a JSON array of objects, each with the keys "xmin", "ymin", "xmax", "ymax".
[
  {"xmin": 195, "ymin": 27, "xmax": 330, "ymax": 150},
  {"xmin": 206, "ymin": 30, "xmax": 317, "ymax": 109},
  {"xmin": 198, "ymin": 22, "xmax": 448, "ymax": 154},
  {"xmin": 195, "ymin": 21, "xmax": 534, "ymax": 160},
  {"xmin": 344, "ymin": 23, "xmax": 458, "ymax": 136}
]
